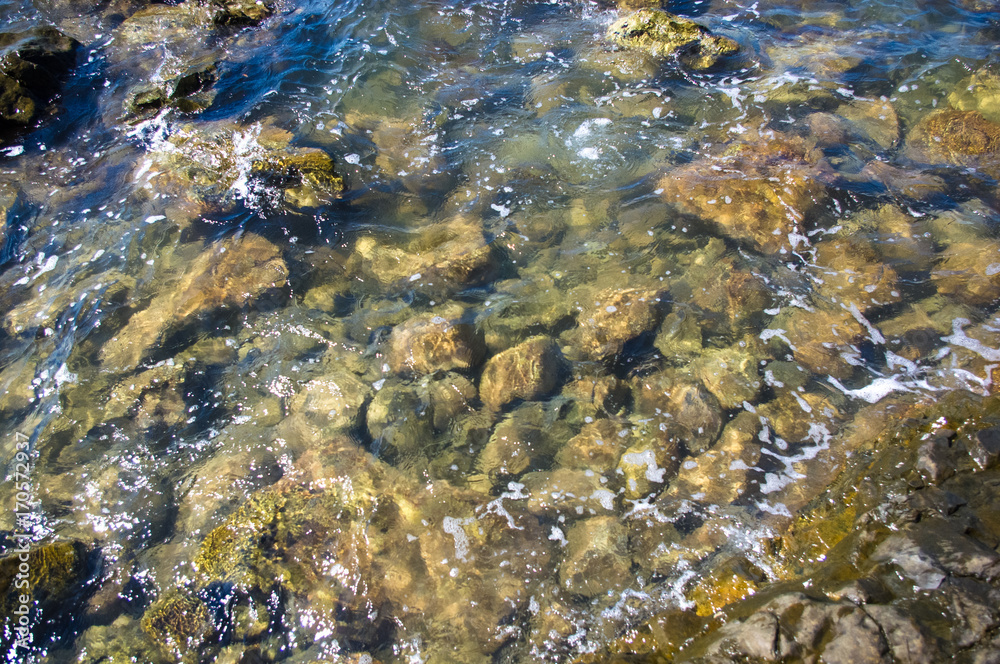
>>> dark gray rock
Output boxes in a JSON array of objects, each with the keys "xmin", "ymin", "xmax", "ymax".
[{"xmin": 0, "ymin": 26, "xmax": 80, "ymax": 138}]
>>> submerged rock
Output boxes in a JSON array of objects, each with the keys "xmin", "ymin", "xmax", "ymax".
[
  {"xmin": 0, "ymin": 26, "xmax": 80, "ymax": 140},
  {"xmin": 949, "ymin": 68, "xmax": 1000, "ymax": 126},
  {"xmin": 905, "ymin": 109, "xmax": 1000, "ymax": 178},
  {"xmin": 140, "ymin": 590, "xmax": 213, "ymax": 661},
  {"xmin": 350, "ymin": 216, "xmax": 498, "ymax": 299},
  {"xmin": 606, "ymin": 9, "xmax": 739, "ymax": 70},
  {"xmin": 291, "ymin": 370, "xmax": 371, "ymax": 436},
  {"xmin": 0, "ymin": 540, "xmax": 94, "ymax": 652},
  {"xmin": 386, "ymin": 311, "xmax": 486, "ymax": 375},
  {"xmin": 122, "ymin": 59, "xmax": 217, "ymax": 122},
  {"xmin": 931, "ymin": 239, "xmax": 1000, "ymax": 306},
  {"xmin": 366, "ymin": 380, "xmax": 435, "ymax": 461},
  {"xmin": 559, "ymin": 516, "xmax": 630, "ymax": 597},
  {"xmin": 556, "ymin": 418, "xmax": 631, "ymax": 473},
  {"xmin": 142, "ymin": 121, "xmax": 344, "ymax": 215},
  {"xmin": 665, "ymin": 410, "xmax": 761, "ymax": 506},
  {"xmin": 566, "ymin": 285, "xmax": 667, "ymax": 362},
  {"xmin": 479, "ymin": 336, "xmax": 567, "ymax": 411},
  {"xmin": 658, "ymin": 134, "xmax": 831, "ymax": 255},
  {"xmin": 811, "ymin": 237, "xmax": 902, "ymax": 311},
  {"xmin": 101, "ymin": 233, "xmax": 288, "ymax": 370}
]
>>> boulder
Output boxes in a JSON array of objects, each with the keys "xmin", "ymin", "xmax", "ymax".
[
  {"xmin": 556, "ymin": 418, "xmax": 631, "ymax": 473},
  {"xmin": 101, "ymin": 233, "xmax": 288, "ymax": 370},
  {"xmin": 568, "ymin": 286, "xmax": 666, "ymax": 361},
  {"xmin": 905, "ymin": 109, "xmax": 1000, "ymax": 178},
  {"xmin": 290, "ymin": 371, "xmax": 371, "ymax": 436},
  {"xmin": 522, "ymin": 468, "xmax": 617, "ymax": 518},
  {"xmin": 658, "ymin": 134, "xmax": 831, "ymax": 255}
]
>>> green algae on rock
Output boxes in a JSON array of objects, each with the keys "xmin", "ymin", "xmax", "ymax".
[{"xmin": 606, "ymin": 9, "xmax": 739, "ymax": 70}]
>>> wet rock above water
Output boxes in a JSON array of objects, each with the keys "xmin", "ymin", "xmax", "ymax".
[
  {"xmin": 122, "ymin": 60, "xmax": 217, "ymax": 123},
  {"xmin": 0, "ymin": 26, "xmax": 80, "ymax": 141},
  {"xmin": 101, "ymin": 233, "xmax": 288, "ymax": 370},
  {"xmin": 479, "ymin": 335, "xmax": 567, "ymax": 411},
  {"xmin": 606, "ymin": 9, "xmax": 738, "ymax": 70}
]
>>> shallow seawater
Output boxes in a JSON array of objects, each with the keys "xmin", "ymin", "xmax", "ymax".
[{"xmin": 3, "ymin": 0, "xmax": 1000, "ymax": 661}]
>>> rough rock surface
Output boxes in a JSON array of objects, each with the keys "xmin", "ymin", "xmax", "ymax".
[
  {"xmin": 659, "ymin": 134, "xmax": 830, "ymax": 255},
  {"xmin": 606, "ymin": 10, "xmax": 738, "ymax": 70}
]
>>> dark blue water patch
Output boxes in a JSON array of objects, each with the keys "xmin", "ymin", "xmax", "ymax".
[{"xmin": 0, "ymin": 194, "xmax": 33, "ymax": 269}]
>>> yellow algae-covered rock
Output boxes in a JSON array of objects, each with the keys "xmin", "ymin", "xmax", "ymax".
[
  {"xmin": 686, "ymin": 554, "xmax": 766, "ymax": 617},
  {"xmin": 386, "ymin": 311, "xmax": 486, "ymax": 375},
  {"xmin": 658, "ymin": 134, "xmax": 830, "ymax": 255},
  {"xmin": 606, "ymin": 10, "xmax": 738, "ymax": 70},
  {"xmin": 100, "ymin": 233, "xmax": 287, "ymax": 370},
  {"xmin": 140, "ymin": 590, "xmax": 213, "ymax": 661},
  {"xmin": 477, "ymin": 404, "xmax": 545, "ymax": 480},
  {"xmin": 479, "ymin": 336, "xmax": 567, "ymax": 411}
]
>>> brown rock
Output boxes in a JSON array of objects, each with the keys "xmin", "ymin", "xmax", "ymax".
[
  {"xmin": 556, "ymin": 419, "xmax": 631, "ymax": 472},
  {"xmin": 479, "ymin": 336, "xmax": 567, "ymax": 411},
  {"xmin": 522, "ymin": 468, "xmax": 617, "ymax": 518},
  {"xmin": 570, "ymin": 286, "xmax": 666, "ymax": 361},
  {"xmin": 101, "ymin": 234, "xmax": 287, "ymax": 370},
  {"xmin": 659, "ymin": 134, "xmax": 830, "ymax": 254},
  {"xmin": 931, "ymin": 240, "xmax": 1000, "ymax": 305},
  {"xmin": 559, "ymin": 516, "xmax": 630, "ymax": 597},
  {"xmin": 666, "ymin": 410, "xmax": 761, "ymax": 505},
  {"xmin": 387, "ymin": 313, "xmax": 485, "ymax": 375}
]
